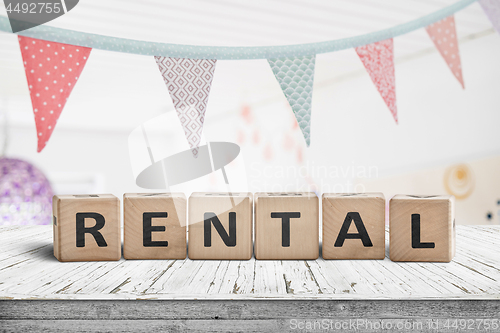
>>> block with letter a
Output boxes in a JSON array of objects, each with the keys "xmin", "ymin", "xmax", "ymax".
[
  {"xmin": 322, "ymin": 193, "xmax": 385, "ymax": 259},
  {"xmin": 390, "ymin": 195, "xmax": 455, "ymax": 262},
  {"xmin": 53, "ymin": 194, "xmax": 121, "ymax": 262},
  {"xmin": 188, "ymin": 193, "xmax": 253, "ymax": 260},
  {"xmin": 254, "ymin": 192, "xmax": 319, "ymax": 260},
  {"xmin": 123, "ymin": 193, "xmax": 186, "ymax": 260}
]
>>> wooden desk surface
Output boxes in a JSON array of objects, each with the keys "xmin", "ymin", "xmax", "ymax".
[{"xmin": 1, "ymin": 225, "xmax": 499, "ymax": 300}]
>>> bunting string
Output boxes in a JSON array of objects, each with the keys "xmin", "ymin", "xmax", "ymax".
[{"xmin": 0, "ymin": 0, "xmax": 478, "ymax": 60}]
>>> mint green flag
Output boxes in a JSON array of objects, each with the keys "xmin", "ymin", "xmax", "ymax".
[{"xmin": 268, "ymin": 55, "xmax": 316, "ymax": 147}]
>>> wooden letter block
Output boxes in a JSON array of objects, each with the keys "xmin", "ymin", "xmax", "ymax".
[
  {"xmin": 189, "ymin": 193, "xmax": 253, "ymax": 260},
  {"xmin": 390, "ymin": 195, "xmax": 455, "ymax": 262},
  {"xmin": 322, "ymin": 193, "xmax": 385, "ymax": 260},
  {"xmin": 123, "ymin": 193, "xmax": 186, "ymax": 260},
  {"xmin": 53, "ymin": 194, "xmax": 121, "ymax": 262},
  {"xmin": 254, "ymin": 192, "xmax": 319, "ymax": 260}
]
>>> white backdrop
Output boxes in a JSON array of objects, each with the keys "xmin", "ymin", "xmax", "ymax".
[{"xmin": 0, "ymin": 1, "xmax": 499, "ymax": 221}]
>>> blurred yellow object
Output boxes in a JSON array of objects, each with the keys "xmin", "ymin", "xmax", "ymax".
[{"xmin": 444, "ymin": 164, "xmax": 475, "ymax": 200}]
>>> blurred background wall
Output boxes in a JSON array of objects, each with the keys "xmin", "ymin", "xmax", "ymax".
[{"xmin": 1, "ymin": 0, "xmax": 499, "ymax": 225}]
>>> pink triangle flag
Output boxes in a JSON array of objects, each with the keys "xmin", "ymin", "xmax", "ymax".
[
  {"xmin": 18, "ymin": 36, "xmax": 91, "ymax": 152},
  {"xmin": 155, "ymin": 57, "xmax": 216, "ymax": 158},
  {"xmin": 479, "ymin": 0, "xmax": 500, "ymax": 35},
  {"xmin": 426, "ymin": 16, "xmax": 464, "ymax": 89},
  {"xmin": 355, "ymin": 39, "xmax": 398, "ymax": 124}
]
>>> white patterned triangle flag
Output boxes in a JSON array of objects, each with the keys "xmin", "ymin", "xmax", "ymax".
[
  {"xmin": 268, "ymin": 55, "xmax": 316, "ymax": 147},
  {"xmin": 155, "ymin": 57, "xmax": 217, "ymax": 157}
]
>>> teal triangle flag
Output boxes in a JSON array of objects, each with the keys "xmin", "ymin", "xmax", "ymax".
[{"xmin": 268, "ymin": 55, "xmax": 315, "ymax": 147}]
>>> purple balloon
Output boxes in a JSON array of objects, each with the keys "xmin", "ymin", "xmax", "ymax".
[{"xmin": 0, "ymin": 157, "xmax": 53, "ymax": 225}]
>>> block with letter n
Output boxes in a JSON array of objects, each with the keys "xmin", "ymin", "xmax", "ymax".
[
  {"xmin": 52, "ymin": 194, "xmax": 121, "ymax": 262},
  {"xmin": 188, "ymin": 193, "xmax": 253, "ymax": 260},
  {"xmin": 322, "ymin": 193, "xmax": 386, "ymax": 260},
  {"xmin": 123, "ymin": 193, "xmax": 186, "ymax": 260},
  {"xmin": 254, "ymin": 192, "xmax": 319, "ymax": 260}
]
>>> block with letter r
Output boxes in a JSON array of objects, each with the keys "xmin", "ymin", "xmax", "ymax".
[{"xmin": 52, "ymin": 194, "xmax": 121, "ymax": 262}]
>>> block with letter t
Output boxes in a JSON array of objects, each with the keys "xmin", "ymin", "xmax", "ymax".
[
  {"xmin": 52, "ymin": 194, "xmax": 121, "ymax": 262},
  {"xmin": 322, "ymin": 193, "xmax": 385, "ymax": 259},
  {"xmin": 254, "ymin": 192, "xmax": 319, "ymax": 260},
  {"xmin": 188, "ymin": 192, "xmax": 253, "ymax": 260},
  {"xmin": 123, "ymin": 193, "xmax": 187, "ymax": 260},
  {"xmin": 390, "ymin": 195, "xmax": 455, "ymax": 262}
]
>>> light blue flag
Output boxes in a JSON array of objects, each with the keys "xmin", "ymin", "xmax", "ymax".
[{"xmin": 268, "ymin": 55, "xmax": 316, "ymax": 147}]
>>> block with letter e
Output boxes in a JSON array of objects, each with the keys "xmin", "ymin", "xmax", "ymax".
[
  {"xmin": 188, "ymin": 193, "xmax": 253, "ymax": 260},
  {"xmin": 390, "ymin": 195, "xmax": 455, "ymax": 262},
  {"xmin": 254, "ymin": 192, "xmax": 319, "ymax": 260},
  {"xmin": 123, "ymin": 193, "xmax": 186, "ymax": 260},
  {"xmin": 52, "ymin": 194, "xmax": 121, "ymax": 262},
  {"xmin": 322, "ymin": 193, "xmax": 385, "ymax": 260}
]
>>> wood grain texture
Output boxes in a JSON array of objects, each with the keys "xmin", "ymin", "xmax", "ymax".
[
  {"xmin": 123, "ymin": 193, "xmax": 186, "ymax": 260},
  {"xmin": 1, "ymin": 226, "xmax": 499, "ymax": 300},
  {"xmin": 323, "ymin": 193, "xmax": 385, "ymax": 260},
  {"xmin": 254, "ymin": 192, "xmax": 319, "ymax": 260},
  {"xmin": 2, "ymin": 300, "xmax": 500, "ymax": 320},
  {"xmin": 188, "ymin": 193, "xmax": 253, "ymax": 260},
  {"xmin": 1, "ymin": 300, "xmax": 500, "ymax": 332},
  {"xmin": 390, "ymin": 195, "xmax": 455, "ymax": 262},
  {"xmin": 52, "ymin": 194, "xmax": 121, "ymax": 262}
]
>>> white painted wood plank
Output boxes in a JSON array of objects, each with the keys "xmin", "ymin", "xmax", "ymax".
[
  {"xmin": 1, "ymin": 226, "xmax": 500, "ymax": 300},
  {"xmin": 222, "ymin": 259, "xmax": 256, "ymax": 295},
  {"xmin": 309, "ymin": 258, "xmax": 355, "ymax": 295},
  {"xmin": 253, "ymin": 260, "xmax": 287, "ymax": 294},
  {"xmin": 206, "ymin": 260, "xmax": 236, "ymax": 294},
  {"xmin": 143, "ymin": 260, "xmax": 189, "ymax": 294},
  {"xmin": 281, "ymin": 260, "xmax": 322, "ymax": 294},
  {"xmin": 109, "ymin": 260, "xmax": 178, "ymax": 295}
]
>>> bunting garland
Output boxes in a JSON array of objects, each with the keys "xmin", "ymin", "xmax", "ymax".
[
  {"xmin": 5, "ymin": 0, "xmax": 497, "ymax": 152},
  {"xmin": 426, "ymin": 16, "xmax": 464, "ymax": 88},
  {"xmin": 479, "ymin": 0, "xmax": 500, "ymax": 34},
  {"xmin": 18, "ymin": 36, "xmax": 91, "ymax": 152},
  {"xmin": 355, "ymin": 39, "xmax": 398, "ymax": 124},
  {"xmin": 155, "ymin": 57, "xmax": 216, "ymax": 158},
  {"xmin": 268, "ymin": 56, "xmax": 316, "ymax": 147}
]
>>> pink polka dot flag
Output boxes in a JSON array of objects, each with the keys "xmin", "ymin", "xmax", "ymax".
[
  {"xmin": 355, "ymin": 39, "xmax": 398, "ymax": 124},
  {"xmin": 426, "ymin": 16, "xmax": 464, "ymax": 89},
  {"xmin": 18, "ymin": 36, "xmax": 92, "ymax": 152}
]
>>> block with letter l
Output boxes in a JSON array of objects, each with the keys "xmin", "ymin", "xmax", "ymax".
[
  {"xmin": 390, "ymin": 194, "xmax": 455, "ymax": 262},
  {"xmin": 53, "ymin": 194, "xmax": 121, "ymax": 262},
  {"xmin": 123, "ymin": 193, "xmax": 186, "ymax": 260},
  {"xmin": 322, "ymin": 193, "xmax": 385, "ymax": 260},
  {"xmin": 188, "ymin": 192, "xmax": 253, "ymax": 260},
  {"xmin": 254, "ymin": 192, "xmax": 319, "ymax": 260}
]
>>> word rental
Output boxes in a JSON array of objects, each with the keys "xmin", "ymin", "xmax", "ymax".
[{"xmin": 52, "ymin": 192, "xmax": 455, "ymax": 263}]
